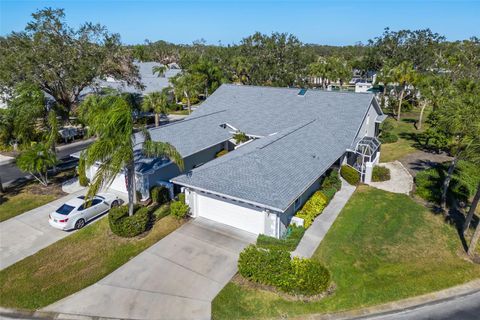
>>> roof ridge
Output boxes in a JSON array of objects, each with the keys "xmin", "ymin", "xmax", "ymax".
[
  {"xmin": 221, "ymin": 83, "xmax": 373, "ymax": 95},
  {"xmin": 259, "ymin": 119, "xmax": 316, "ymax": 150},
  {"xmin": 147, "ymin": 109, "xmax": 227, "ymax": 132}
]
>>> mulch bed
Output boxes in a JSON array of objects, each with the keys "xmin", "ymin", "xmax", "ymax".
[{"xmin": 231, "ymin": 274, "xmax": 336, "ymax": 302}]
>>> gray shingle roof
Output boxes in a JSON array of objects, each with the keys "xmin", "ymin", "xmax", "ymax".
[
  {"xmin": 171, "ymin": 84, "xmax": 377, "ymax": 212},
  {"xmin": 82, "ymin": 61, "xmax": 181, "ymax": 96}
]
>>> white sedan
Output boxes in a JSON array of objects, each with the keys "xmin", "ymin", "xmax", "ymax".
[{"xmin": 49, "ymin": 193, "xmax": 120, "ymax": 230}]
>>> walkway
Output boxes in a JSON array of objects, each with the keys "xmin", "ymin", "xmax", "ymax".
[
  {"xmin": 368, "ymin": 161, "xmax": 413, "ymax": 195},
  {"xmin": 43, "ymin": 217, "xmax": 256, "ymax": 320},
  {"xmin": 293, "ymin": 179, "xmax": 356, "ymax": 258}
]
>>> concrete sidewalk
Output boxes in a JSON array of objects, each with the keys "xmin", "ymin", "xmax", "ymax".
[
  {"xmin": 43, "ymin": 217, "xmax": 256, "ymax": 320},
  {"xmin": 0, "ymin": 190, "xmax": 87, "ymax": 270},
  {"xmin": 293, "ymin": 179, "xmax": 356, "ymax": 258}
]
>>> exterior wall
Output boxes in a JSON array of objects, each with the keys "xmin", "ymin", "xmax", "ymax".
[
  {"xmin": 147, "ymin": 142, "xmax": 225, "ymax": 197},
  {"xmin": 356, "ymin": 102, "xmax": 379, "ymax": 138},
  {"xmin": 279, "ymin": 173, "xmax": 324, "ymax": 234}
]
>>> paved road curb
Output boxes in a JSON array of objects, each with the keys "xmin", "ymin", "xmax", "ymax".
[
  {"xmin": 290, "ymin": 279, "xmax": 480, "ymax": 320},
  {"xmin": 1, "ymin": 279, "xmax": 479, "ymax": 320}
]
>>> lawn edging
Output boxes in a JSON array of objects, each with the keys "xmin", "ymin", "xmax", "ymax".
[
  {"xmin": 1, "ymin": 279, "xmax": 479, "ymax": 320},
  {"xmin": 289, "ymin": 278, "xmax": 480, "ymax": 320}
]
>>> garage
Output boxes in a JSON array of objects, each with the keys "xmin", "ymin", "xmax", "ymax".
[{"xmin": 188, "ymin": 190, "xmax": 266, "ymax": 235}]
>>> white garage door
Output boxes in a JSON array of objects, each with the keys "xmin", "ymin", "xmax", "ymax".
[{"xmin": 194, "ymin": 192, "xmax": 265, "ymax": 235}]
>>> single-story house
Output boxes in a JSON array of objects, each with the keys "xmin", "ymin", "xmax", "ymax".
[
  {"xmin": 79, "ymin": 84, "xmax": 386, "ymax": 238},
  {"xmin": 81, "ymin": 61, "xmax": 182, "ymax": 98}
]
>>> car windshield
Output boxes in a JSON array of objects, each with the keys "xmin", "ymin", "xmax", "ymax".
[{"xmin": 56, "ymin": 204, "xmax": 75, "ymax": 215}]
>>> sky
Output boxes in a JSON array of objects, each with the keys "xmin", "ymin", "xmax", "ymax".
[{"xmin": 0, "ymin": 0, "xmax": 479, "ymax": 46}]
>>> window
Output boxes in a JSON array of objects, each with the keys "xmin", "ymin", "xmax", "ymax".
[
  {"xmin": 56, "ymin": 204, "xmax": 75, "ymax": 215},
  {"xmin": 78, "ymin": 199, "xmax": 102, "ymax": 211},
  {"xmin": 294, "ymin": 197, "xmax": 301, "ymax": 211}
]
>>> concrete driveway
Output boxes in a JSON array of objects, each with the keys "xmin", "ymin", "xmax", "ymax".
[
  {"xmin": 44, "ymin": 217, "xmax": 256, "ymax": 320},
  {"xmin": 0, "ymin": 190, "xmax": 85, "ymax": 270}
]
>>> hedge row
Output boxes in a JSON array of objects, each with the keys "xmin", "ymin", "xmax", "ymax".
[
  {"xmin": 294, "ymin": 169, "xmax": 342, "ymax": 229},
  {"xmin": 238, "ymin": 245, "xmax": 330, "ymax": 296},
  {"xmin": 109, "ymin": 205, "xmax": 151, "ymax": 237},
  {"xmin": 295, "ymin": 191, "xmax": 328, "ymax": 228},
  {"xmin": 341, "ymin": 165, "xmax": 360, "ymax": 185},
  {"xmin": 256, "ymin": 225, "xmax": 305, "ymax": 251}
]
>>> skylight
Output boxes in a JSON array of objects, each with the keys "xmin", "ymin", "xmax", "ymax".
[{"xmin": 298, "ymin": 88, "xmax": 307, "ymax": 96}]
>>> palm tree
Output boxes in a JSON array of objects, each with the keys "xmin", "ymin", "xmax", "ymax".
[
  {"xmin": 142, "ymin": 88, "xmax": 169, "ymax": 127},
  {"xmin": 16, "ymin": 142, "xmax": 58, "ymax": 186},
  {"xmin": 81, "ymin": 94, "xmax": 183, "ymax": 216},
  {"xmin": 152, "ymin": 65, "xmax": 168, "ymax": 78},
  {"xmin": 376, "ymin": 63, "xmax": 396, "ymax": 110},
  {"xmin": 170, "ymin": 72, "xmax": 204, "ymax": 115},
  {"xmin": 392, "ymin": 61, "xmax": 417, "ymax": 121}
]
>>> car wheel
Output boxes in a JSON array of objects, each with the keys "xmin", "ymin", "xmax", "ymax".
[
  {"xmin": 111, "ymin": 200, "xmax": 119, "ymax": 208},
  {"xmin": 75, "ymin": 219, "xmax": 85, "ymax": 229}
]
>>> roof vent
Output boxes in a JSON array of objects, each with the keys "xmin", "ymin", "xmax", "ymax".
[{"xmin": 298, "ymin": 88, "xmax": 307, "ymax": 96}]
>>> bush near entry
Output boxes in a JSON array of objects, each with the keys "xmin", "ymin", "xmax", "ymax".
[
  {"xmin": 321, "ymin": 169, "xmax": 342, "ymax": 191},
  {"xmin": 109, "ymin": 205, "xmax": 151, "ymax": 237},
  {"xmin": 341, "ymin": 165, "xmax": 360, "ymax": 185},
  {"xmin": 238, "ymin": 245, "xmax": 331, "ymax": 296},
  {"xmin": 170, "ymin": 193, "xmax": 190, "ymax": 219},
  {"xmin": 150, "ymin": 185, "xmax": 170, "ymax": 205},
  {"xmin": 295, "ymin": 191, "xmax": 329, "ymax": 228},
  {"xmin": 372, "ymin": 166, "xmax": 391, "ymax": 182}
]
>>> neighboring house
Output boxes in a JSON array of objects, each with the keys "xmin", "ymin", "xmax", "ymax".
[
  {"xmin": 355, "ymin": 81, "xmax": 373, "ymax": 93},
  {"xmin": 79, "ymin": 84, "xmax": 386, "ymax": 238},
  {"xmin": 81, "ymin": 61, "xmax": 182, "ymax": 97}
]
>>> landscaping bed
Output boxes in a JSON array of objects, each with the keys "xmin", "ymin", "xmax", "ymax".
[
  {"xmin": 0, "ymin": 214, "xmax": 184, "ymax": 310},
  {"xmin": 212, "ymin": 186, "xmax": 480, "ymax": 319}
]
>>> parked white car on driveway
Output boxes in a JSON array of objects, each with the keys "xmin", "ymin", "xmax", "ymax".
[{"xmin": 49, "ymin": 193, "xmax": 120, "ymax": 230}]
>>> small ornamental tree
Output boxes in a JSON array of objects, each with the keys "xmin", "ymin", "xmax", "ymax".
[{"xmin": 16, "ymin": 143, "xmax": 58, "ymax": 186}]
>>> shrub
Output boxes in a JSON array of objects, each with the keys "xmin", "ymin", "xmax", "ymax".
[
  {"xmin": 372, "ymin": 166, "xmax": 391, "ymax": 182},
  {"xmin": 108, "ymin": 205, "xmax": 151, "ymax": 237},
  {"xmin": 415, "ymin": 161, "xmax": 480, "ymax": 205},
  {"xmin": 295, "ymin": 191, "xmax": 329, "ymax": 228},
  {"xmin": 341, "ymin": 165, "xmax": 360, "ymax": 185},
  {"xmin": 153, "ymin": 204, "xmax": 170, "ymax": 220},
  {"xmin": 380, "ymin": 132, "xmax": 399, "ymax": 144},
  {"xmin": 256, "ymin": 225, "xmax": 305, "ymax": 251},
  {"xmin": 238, "ymin": 245, "xmax": 331, "ymax": 296},
  {"xmin": 321, "ymin": 169, "xmax": 341, "ymax": 191},
  {"xmin": 238, "ymin": 245, "xmax": 293, "ymax": 287},
  {"xmin": 216, "ymin": 149, "xmax": 228, "ymax": 158},
  {"xmin": 285, "ymin": 257, "xmax": 331, "ymax": 296},
  {"xmin": 320, "ymin": 187, "xmax": 337, "ymax": 202},
  {"xmin": 170, "ymin": 198, "xmax": 190, "ymax": 219},
  {"xmin": 381, "ymin": 118, "xmax": 396, "ymax": 133},
  {"xmin": 150, "ymin": 185, "xmax": 170, "ymax": 205}
]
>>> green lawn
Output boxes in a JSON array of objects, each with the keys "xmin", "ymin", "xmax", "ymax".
[
  {"xmin": 380, "ymin": 111, "xmax": 427, "ymax": 162},
  {"xmin": 0, "ymin": 192, "xmax": 57, "ymax": 222},
  {"xmin": 212, "ymin": 186, "xmax": 480, "ymax": 319},
  {"xmin": 0, "ymin": 170, "xmax": 74, "ymax": 222},
  {"xmin": 0, "ymin": 215, "xmax": 184, "ymax": 310}
]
